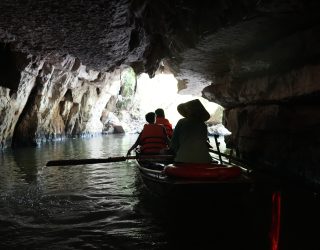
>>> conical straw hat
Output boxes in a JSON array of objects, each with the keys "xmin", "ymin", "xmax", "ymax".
[{"xmin": 177, "ymin": 99, "xmax": 210, "ymax": 121}]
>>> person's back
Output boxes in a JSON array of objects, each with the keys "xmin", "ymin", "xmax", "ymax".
[
  {"xmin": 155, "ymin": 108, "xmax": 173, "ymax": 138},
  {"xmin": 170, "ymin": 99, "xmax": 212, "ymax": 163},
  {"xmin": 127, "ymin": 112, "xmax": 170, "ymax": 155},
  {"xmin": 171, "ymin": 118, "xmax": 211, "ymax": 163},
  {"xmin": 140, "ymin": 123, "xmax": 169, "ymax": 154}
]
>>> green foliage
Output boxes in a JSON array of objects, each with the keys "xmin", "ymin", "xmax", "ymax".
[
  {"xmin": 120, "ymin": 67, "xmax": 135, "ymax": 97},
  {"xmin": 116, "ymin": 67, "xmax": 136, "ymax": 110}
]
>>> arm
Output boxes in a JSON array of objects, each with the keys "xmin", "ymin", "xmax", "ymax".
[{"xmin": 127, "ymin": 133, "xmax": 141, "ymax": 156}]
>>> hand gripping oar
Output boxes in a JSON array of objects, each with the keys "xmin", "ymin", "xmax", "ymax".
[{"xmin": 46, "ymin": 155, "xmax": 174, "ymax": 166}]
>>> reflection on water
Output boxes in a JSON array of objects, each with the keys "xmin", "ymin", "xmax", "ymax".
[{"xmin": 0, "ymin": 134, "xmax": 319, "ymax": 249}]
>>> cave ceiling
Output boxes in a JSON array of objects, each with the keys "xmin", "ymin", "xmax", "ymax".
[{"xmin": 0, "ymin": 0, "xmax": 320, "ymax": 97}]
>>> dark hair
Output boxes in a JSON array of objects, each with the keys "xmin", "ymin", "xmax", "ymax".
[
  {"xmin": 155, "ymin": 108, "xmax": 165, "ymax": 118},
  {"xmin": 145, "ymin": 112, "xmax": 155, "ymax": 123}
]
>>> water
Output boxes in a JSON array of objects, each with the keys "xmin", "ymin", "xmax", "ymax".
[{"xmin": 0, "ymin": 134, "xmax": 319, "ymax": 250}]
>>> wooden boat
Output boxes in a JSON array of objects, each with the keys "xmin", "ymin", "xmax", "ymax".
[{"xmin": 136, "ymin": 158, "xmax": 254, "ymax": 198}]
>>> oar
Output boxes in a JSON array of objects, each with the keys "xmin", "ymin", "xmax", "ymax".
[
  {"xmin": 46, "ymin": 155, "xmax": 173, "ymax": 166},
  {"xmin": 213, "ymin": 135, "xmax": 223, "ymax": 164}
]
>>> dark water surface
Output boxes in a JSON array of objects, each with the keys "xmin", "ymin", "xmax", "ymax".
[{"xmin": 0, "ymin": 135, "xmax": 319, "ymax": 250}]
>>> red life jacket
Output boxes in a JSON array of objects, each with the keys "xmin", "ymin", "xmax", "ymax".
[
  {"xmin": 155, "ymin": 117, "xmax": 173, "ymax": 138},
  {"xmin": 140, "ymin": 124, "xmax": 168, "ymax": 154}
]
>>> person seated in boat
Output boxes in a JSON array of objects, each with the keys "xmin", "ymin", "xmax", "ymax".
[
  {"xmin": 127, "ymin": 112, "xmax": 170, "ymax": 156},
  {"xmin": 170, "ymin": 99, "xmax": 212, "ymax": 163},
  {"xmin": 155, "ymin": 108, "xmax": 173, "ymax": 138}
]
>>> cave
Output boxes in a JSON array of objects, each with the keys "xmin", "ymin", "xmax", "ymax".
[{"xmin": 1, "ymin": 0, "xmax": 319, "ymax": 188}]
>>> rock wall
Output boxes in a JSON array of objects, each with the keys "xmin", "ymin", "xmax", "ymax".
[
  {"xmin": 0, "ymin": 48, "xmax": 43, "ymax": 148},
  {"xmin": 0, "ymin": 44, "xmax": 123, "ymax": 148},
  {"xmin": 203, "ymin": 59, "xmax": 320, "ymax": 187}
]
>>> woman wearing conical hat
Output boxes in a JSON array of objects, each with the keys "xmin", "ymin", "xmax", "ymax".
[{"xmin": 170, "ymin": 99, "xmax": 212, "ymax": 163}]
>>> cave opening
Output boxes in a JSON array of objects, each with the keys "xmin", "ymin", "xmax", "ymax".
[{"xmin": 122, "ymin": 61, "xmax": 224, "ymax": 127}]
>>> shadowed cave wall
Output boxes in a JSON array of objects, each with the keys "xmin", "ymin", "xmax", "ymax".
[{"xmin": 1, "ymin": 0, "xmax": 320, "ymax": 188}]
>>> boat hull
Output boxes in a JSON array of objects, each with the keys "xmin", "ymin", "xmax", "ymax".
[{"xmin": 137, "ymin": 160, "xmax": 253, "ymax": 198}]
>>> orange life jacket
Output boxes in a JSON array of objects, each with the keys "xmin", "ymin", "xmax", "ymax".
[
  {"xmin": 155, "ymin": 117, "xmax": 173, "ymax": 138},
  {"xmin": 140, "ymin": 124, "xmax": 168, "ymax": 154}
]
